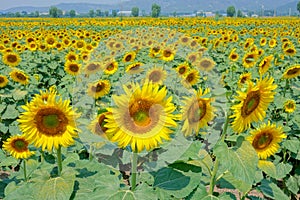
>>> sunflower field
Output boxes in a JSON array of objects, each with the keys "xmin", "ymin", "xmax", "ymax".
[{"xmin": 0, "ymin": 17, "xmax": 299, "ymax": 200}]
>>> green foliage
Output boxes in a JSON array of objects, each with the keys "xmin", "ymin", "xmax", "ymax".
[
  {"xmin": 297, "ymin": 1, "xmax": 300, "ymax": 13},
  {"xmin": 227, "ymin": 6, "xmax": 236, "ymax": 17},
  {"xmin": 131, "ymin": 7, "xmax": 139, "ymax": 17},
  {"xmin": 70, "ymin": 10, "xmax": 76, "ymax": 18},
  {"xmin": 151, "ymin": 3, "xmax": 161, "ymax": 18}
]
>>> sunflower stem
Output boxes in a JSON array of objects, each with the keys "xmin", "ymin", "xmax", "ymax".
[
  {"xmin": 209, "ymin": 112, "xmax": 230, "ymax": 195},
  {"xmin": 57, "ymin": 145, "xmax": 63, "ymax": 176},
  {"xmin": 23, "ymin": 159, "xmax": 27, "ymax": 182},
  {"xmin": 131, "ymin": 151, "xmax": 138, "ymax": 191},
  {"xmin": 89, "ymin": 145, "xmax": 93, "ymax": 161},
  {"xmin": 283, "ymin": 79, "xmax": 289, "ymax": 97}
]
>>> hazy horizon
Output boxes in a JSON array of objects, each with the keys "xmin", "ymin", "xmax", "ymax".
[{"xmin": 0, "ymin": 0, "xmax": 129, "ymax": 10}]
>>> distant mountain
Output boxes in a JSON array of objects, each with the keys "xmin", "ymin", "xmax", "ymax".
[{"xmin": 0, "ymin": 0, "xmax": 297, "ymax": 14}]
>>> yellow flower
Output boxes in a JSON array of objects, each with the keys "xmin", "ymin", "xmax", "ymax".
[
  {"xmin": 242, "ymin": 52, "xmax": 258, "ymax": 68},
  {"xmin": 228, "ymin": 48, "xmax": 239, "ymax": 62},
  {"xmin": 2, "ymin": 135, "xmax": 34, "ymax": 159},
  {"xmin": 181, "ymin": 88, "xmax": 214, "ymax": 136},
  {"xmin": 122, "ymin": 51, "xmax": 136, "ymax": 63},
  {"xmin": 176, "ymin": 62, "xmax": 190, "ymax": 76},
  {"xmin": 258, "ymin": 55, "xmax": 273, "ymax": 75},
  {"xmin": 18, "ymin": 92, "xmax": 80, "ymax": 151},
  {"xmin": 104, "ymin": 60, "xmax": 118, "ymax": 75},
  {"xmin": 2, "ymin": 52, "xmax": 21, "ymax": 67},
  {"xmin": 89, "ymin": 112, "xmax": 111, "ymax": 139},
  {"xmin": 105, "ymin": 81, "xmax": 178, "ymax": 152},
  {"xmin": 247, "ymin": 122, "xmax": 286, "ymax": 159},
  {"xmin": 282, "ymin": 65, "xmax": 300, "ymax": 79},
  {"xmin": 238, "ymin": 73, "xmax": 252, "ymax": 88},
  {"xmin": 161, "ymin": 48, "xmax": 175, "ymax": 62},
  {"xmin": 0, "ymin": 75, "xmax": 9, "ymax": 88},
  {"xmin": 126, "ymin": 62, "xmax": 144, "ymax": 75},
  {"xmin": 64, "ymin": 62, "xmax": 81, "ymax": 76},
  {"xmin": 231, "ymin": 77, "xmax": 277, "ymax": 133},
  {"xmin": 197, "ymin": 57, "xmax": 216, "ymax": 71},
  {"xmin": 145, "ymin": 66, "xmax": 167, "ymax": 85},
  {"xmin": 183, "ymin": 69, "xmax": 200, "ymax": 87},
  {"xmin": 284, "ymin": 100, "xmax": 296, "ymax": 113},
  {"xmin": 84, "ymin": 62, "xmax": 102, "ymax": 75},
  {"xmin": 87, "ymin": 80, "xmax": 111, "ymax": 99},
  {"xmin": 9, "ymin": 70, "xmax": 29, "ymax": 85}
]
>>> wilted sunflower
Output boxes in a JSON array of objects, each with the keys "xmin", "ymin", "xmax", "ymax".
[
  {"xmin": 104, "ymin": 60, "xmax": 118, "ymax": 75},
  {"xmin": 238, "ymin": 73, "xmax": 252, "ymax": 88},
  {"xmin": 247, "ymin": 122, "xmax": 286, "ymax": 159},
  {"xmin": 87, "ymin": 80, "xmax": 111, "ymax": 99},
  {"xmin": 181, "ymin": 88, "xmax": 214, "ymax": 136},
  {"xmin": 2, "ymin": 135, "xmax": 34, "ymax": 159},
  {"xmin": 231, "ymin": 77, "xmax": 277, "ymax": 133},
  {"xmin": 105, "ymin": 81, "xmax": 178, "ymax": 153},
  {"xmin": 282, "ymin": 65, "xmax": 300, "ymax": 79},
  {"xmin": 145, "ymin": 66, "xmax": 167, "ymax": 85},
  {"xmin": 242, "ymin": 52, "xmax": 258, "ymax": 68},
  {"xmin": 161, "ymin": 48, "xmax": 175, "ymax": 62},
  {"xmin": 122, "ymin": 51, "xmax": 136, "ymax": 63},
  {"xmin": 183, "ymin": 69, "xmax": 200, "ymax": 87},
  {"xmin": 0, "ymin": 75, "xmax": 9, "ymax": 88},
  {"xmin": 176, "ymin": 62, "xmax": 189, "ymax": 76},
  {"xmin": 258, "ymin": 55, "xmax": 273, "ymax": 75},
  {"xmin": 18, "ymin": 93, "xmax": 80, "ymax": 151},
  {"xmin": 64, "ymin": 62, "xmax": 81, "ymax": 76},
  {"xmin": 84, "ymin": 62, "xmax": 102, "ymax": 75},
  {"xmin": 228, "ymin": 48, "xmax": 239, "ymax": 62},
  {"xmin": 2, "ymin": 52, "xmax": 21, "ymax": 67},
  {"xmin": 197, "ymin": 57, "xmax": 215, "ymax": 71},
  {"xmin": 283, "ymin": 100, "xmax": 296, "ymax": 113},
  {"xmin": 10, "ymin": 70, "xmax": 29, "ymax": 85}
]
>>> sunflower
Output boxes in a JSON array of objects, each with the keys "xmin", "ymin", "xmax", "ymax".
[
  {"xmin": 282, "ymin": 65, "xmax": 300, "ymax": 79},
  {"xmin": 2, "ymin": 135, "xmax": 34, "ymax": 159},
  {"xmin": 65, "ymin": 52, "xmax": 78, "ymax": 62},
  {"xmin": 283, "ymin": 100, "xmax": 296, "ymax": 113},
  {"xmin": 161, "ymin": 48, "xmax": 175, "ymax": 62},
  {"xmin": 2, "ymin": 52, "xmax": 21, "ymax": 67},
  {"xmin": 87, "ymin": 80, "xmax": 111, "ymax": 99},
  {"xmin": 104, "ymin": 81, "xmax": 178, "ymax": 152},
  {"xmin": 183, "ymin": 69, "xmax": 200, "ymax": 87},
  {"xmin": 176, "ymin": 62, "xmax": 190, "ymax": 76},
  {"xmin": 74, "ymin": 40, "xmax": 86, "ymax": 50},
  {"xmin": 149, "ymin": 46, "xmax": 161, "ymax": 58},
  {"xmin": 45, "ymin": 36, "xmax": 56, "ymax": 48},
  {"xmin": 125, "ymin": 62, "xmax": 144, "ymax": 75},
  {"xmin": 230, "ymin": 77, "xmax": 277, "ymax": 133},
  {"xmin": 122, "ymin": 51, "xmax": 136, "ymax": 63},
  {"xmin": 18, "ymin": 93, "xmax": 80, "ymax": 151},
  {"xmin": 89, "ymin": 112, "xmax": 111, "ymax": 139},
  {"xmin": 238, "ymin": 73, "xmax": 252, "ymax": 87},
  {"xmin": 258, "ymin": 55, "xmax": 273, "ymax": 75},
  {"xmin": 197, "ymin": 57, "xmax": 216, "ymax": 71},
  {"xmin": 181, "ymin": 88, "xmax": 214, "ymax": 136},
  {"xmin": 268, "ymin": 38, "xmax": 277, "ymax": 48},
  {"xmin": 260, "ymin": 37, "xmax": 267, "ymax": 46},
  {"xmin": 145, "ymin": 66, "xmax": 167, "ymax": 85},
  {"xmin": 104, "ymin": 60, "xmax": 118, "ymax": 75},
  {"xmin": 242, "ymin": 52, "xmax": 258, "ymax": 68},
  {"xmin": 178, "ymin": 35, "xmax": 190, "ymax": 45},
  {"xmin": 228, "ymin": 48, "xmax": 239, "ymax": 62},
  {"xmin": 283, "ymin": 47, "xmax": 296, "ymax": 56},
  {"xmin": 247, "ymin": 122, "xmax": 286, "ymax": 159},
  {"xmin": 10, "ymin": 70, "xmax": 29, "ymax": 85},
  {"xmin": 0, "ymin": 75, "xmax": 9, "ymax": 88},
  {"xmin": 64, "ymin": 62, "xmax": 81, "ymax": 76},
  {"xmin": 84, "ymin": 62, "xmax": 102, "ymax": 75}
]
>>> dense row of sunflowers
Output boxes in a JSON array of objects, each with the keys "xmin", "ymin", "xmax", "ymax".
[{"xmin": 0, "ymin": 17, "xmax": 299, "ymax": 199}]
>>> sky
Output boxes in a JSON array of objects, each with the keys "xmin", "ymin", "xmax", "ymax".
[{"xmin": 0, "ymin": 0, "xmax": 128, "ymax": 10}]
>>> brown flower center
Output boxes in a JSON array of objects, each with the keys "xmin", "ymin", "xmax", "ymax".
[
  {"xmin": 200, "ymin": 60, "xmax": 212, "ymax": 69},
  {"xmin": 95, "ymin": 113, "xmax": 108, "ymax": 134},
  {"xmin": 287, "ymin": 68, "xmax": 300, "ymax": 75},
  {"xmin": 35, "ymin": 107, "xmax": 68, "ymax": 136},
  {"xmin": 12, "ymin": 139, "xmax": 28, "ymax": 152},
  {"xmin": 7, "ymin": 54, "xmax": 18, "ymax": 63},
  {"xmin": 252, "ymin": 131, "xmax": 273, "ymax": 150},
  {"xmin": 188, "ymin": 99, "xmax": 206, "ymax": 123},
  {"xmin": 241, "ymin": 90, "xmax": 260, "ymax": 117},
  {"xmin": 163, "ymin": 50, "xmax": 172, "ymax": 58},
  {"xmin": 149, "ymin": 70, "xmax": 162, "ymax": 83},
  {"xmin": 91, "ymin": 82, "xmax": 105, "ymax": 93},
  {"xmin": 124, "ymin": 54, "xmax": 132, "ymax": 62},
  {"xmin": 0, "ymin": 77, "xmax": 4, "ymax": 83},
  {"xmin": 69, "ymin": 64, "xmax": 79, "ymax": 72},
  {"xmin": 16, "ymin": 72, "xmax": 27, "ymax": 81}
]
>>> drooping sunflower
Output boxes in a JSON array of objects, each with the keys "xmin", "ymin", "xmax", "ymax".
[
  {"xmin": 258, "ymin": 55, "xmax": 273, "ymax": 75},
  {"xmin": 181, "ymin": 88, "xmax": 214, "ymax": 136},
  {"xmin": 230, "ymin": 77, "xmax": 277, "ymax": 133},
  {"xmin": 0, "ymin": 75, "xmax": 9, "ymax": 88},
  {"xmin": 122, "ymin": 51, "xmax": 136, "ymax": 63},
  {"xmin": 283, "ymin": 100, "xmax": 296, "ymax": 113},
  {"xmin": 64, "ymin": 62, "xmax": 81, "ymax": 76},
  {"xmin": 176, "ymin": 62, "xmax": 190, "ymax": 76},
  {"xmin": 161, "ymin": 48, "xmax": 175, "ymax": 62},
  {"xmin": 247, "ymin": 122, "xmax": 286, "ymax": 159},
  {"xmin": 197, "ymin": 57, "xmax": 216, "ymax": 71},
  {"xmin": 9, "ymin": 70, "xmax": 29, "ymax": 85},
  {"xmin": 2, "ymin": 135, "xmax": 34, "ymax": 159},
  {"xmin": 84, "ymin": 62, "xmax": 102, "ymax": 75},
  {"xmin": 242, "ymin": 52, "xmax": 258, "ymax": 68},
  {"xmin": 126, "ymin": 62, "xmax": 144, "ymax": 75},
  {"xmin": 104, "ymin": 60, "xmax": 118, "ymax": 75},
  {"xmin": 2, "ymin": 52, "xmax": 21, "ymax": 67},
  {"xmin": 237, "ymin": 73, "xmax": 252, "ymax": 88},
  {"xmin": 282, "ymin": 65, "xmax": 300, "ymax": 79},
  {"xmin": 18, "ymin": 93, "xmax": 80, "ymax": 151},
  {"xmin": 183, "ymin": 69, "xmax": 200, "ymax": 87},
  {"xmin": 228, "ymin": 48, "xmax": 239, "ymax": 62},
  {"xmin": 145, "ymin": 66, "xmax": 167, "ymax": 85},
  {"xmin": 87, "ymin": 80, "xmax": 111, "ymax": 99},
  {"xmin": 104, "ymin": 81, "xmax": 178, "ymax": 153}
]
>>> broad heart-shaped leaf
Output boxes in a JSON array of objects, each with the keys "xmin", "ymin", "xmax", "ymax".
[
  {"xmin": 12, "ymin": 89, "xmax": 28, "ymax": 100},
  {"xmin": 134, "ymin": 182, "xmax": 158, "ymax": 200},
  {"xmin": 282, "ymin": 139, "xmax": 300, "ymax": 154},
  {"xmin": 258, "ymin": 160, "xmax": 277, "ymax": 178},
  {"xmin": 274, "ymin": 162, "xmax": 292, "ymax": 179},
  {"xmin": 286, "ymin": 176, "xmax": 299, "ymax": 195},
  {"xmin": 33, "ymin": 169, "xmax": 76, "ymax": 200},
  {"xmin": 259, "ymin": 179, "xmax": 290, "ymax": 200},
  {"xmin": 219, "ymin": 172, "xmax": 252, "ymax": 194},
  {"xmin": 1, "ymin": 104, "xmax": 19, "ymax": 119},
  {"xmin": 214, "ymin": 140, "xmax": 258, "ymax": 186},
  {"xmin": 186, "ymin": 184, "xmax": 207, "ymax": 200},
  {"xmin": 4, "ymin": 181, "xmax": 35, "ymax": 200},
  {"xmin": 107, "ymin": 190, "xmax": 135, "ymax": 200}
]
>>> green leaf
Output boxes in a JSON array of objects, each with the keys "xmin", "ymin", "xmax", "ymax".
[
  {"xmin": 221, "ymin": 172, "xmax": 252, "ymax": 194},
  {"xmin": 134, "ymin": 182, "xmax": 158, "ymax": 200},
  {"xmin": 12, "ymin": 89, "xmax": 28, "ymax": 101},
  {"xmin": 259, "ymin": 179, "xmax": 289, "ymax": 200},
  {"xmin": 0, "ymin": 156, "xmax": 19, "ymax": 167},
  {"xmin": 0, "ymin": 123, "xmax": 8, "ymax": 134},
  {"xmin": 4, "ymin": 182, "xmax": 35, "ymax": 200},
  {"xmin": 2, "ymin": 104, "xmax": 19, "ymax": 119},
  {"xmin": 201, "ymin": 195, "xmax": 220, "ymax": 200},
  {"xmin": 0, "ymin": 104, "xmax": 6, "ymax": 113},
  {"xmin": 275, "ymin": 162, "xmax": 292, "ymax": 179},
  {"xmin": 282, "ymin": 140, "xmax": 300, "ymax": 154},
  {"xmin": 107, "ymin": 190, "xmax": 135, "ymax": 200},
  {"xmin": 214, "ymin": 141, "xmax": 258, "ymax": 185},
  {"xmin": 257, "ymin": 160, "xmax": 276, "ymax": 178},
  {"xmin": 286, "ymin": 176, "xmax": 299, "ymax": 195},
  {"xmin": 153, "ymin": 167, "xmax": 190, "ymax": 190},
  {"xmin": 187, "ymin": 184, "xmax": 208, "ymax": 200},
  {"xmin": 33, "ymin": 169, "xmax": 76, "ymax": 200}
]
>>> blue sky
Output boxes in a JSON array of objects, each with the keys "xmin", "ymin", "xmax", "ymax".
[{"xmin": 0, "ymin": 0, "xmax": 127, "ymax": 10}]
